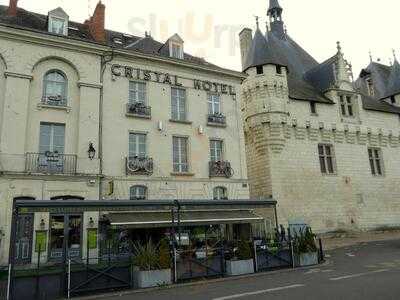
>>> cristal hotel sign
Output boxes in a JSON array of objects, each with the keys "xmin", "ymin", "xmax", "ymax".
[{"xmin": 111, "ymin": 64, "xmax": 236, "ymax": 95}]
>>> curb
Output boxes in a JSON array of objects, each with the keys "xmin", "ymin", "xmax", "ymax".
[{"xmin": 74, "ymin": 261, "xmax": 330, "ymax": 300}]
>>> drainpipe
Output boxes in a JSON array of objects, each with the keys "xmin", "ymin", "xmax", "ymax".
[{"xmin": 98, "ymin": 49, "xmax": 114, "ymax": 201}]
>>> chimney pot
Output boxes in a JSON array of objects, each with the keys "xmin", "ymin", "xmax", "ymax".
[{"xmin": 7, "ymin": 0, "xmax": 18, "ymax": 17}]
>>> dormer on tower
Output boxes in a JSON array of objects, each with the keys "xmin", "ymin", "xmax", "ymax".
[
  {"xmin": 167, "ymin": 34, "xmax": 184, "ymax": 59},
  {"xmin": 48, "ymin": 7, "xmax": 69, "ymax": 36}
]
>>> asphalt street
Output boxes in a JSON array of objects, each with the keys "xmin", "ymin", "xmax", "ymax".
[{"xmin": 94, "ymin": 239, "xmax": 400, "ymax": 300}]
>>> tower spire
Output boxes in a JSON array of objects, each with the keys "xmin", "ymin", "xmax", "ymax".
[
  {"xmin": 392, "ymin": 49, "xmax": 397, "ymax": 62},
  {"xmin": 267, "ymin": 0, "xmax": 285, "ymax": 39}
]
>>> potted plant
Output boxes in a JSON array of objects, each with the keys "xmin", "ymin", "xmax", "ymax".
[
  {"xmin": 294, "ymin": 227, "xmax": 318, "ymax": 267},
  {"xmin": 133, "ymin": 239, "xmax": 172, "ymax": 288},
  {"xmin": 225, "ymin": 240, "xmax": 255, "ymax": 276}
]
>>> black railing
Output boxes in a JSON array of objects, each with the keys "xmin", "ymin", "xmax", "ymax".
[
  {"xmin": 126, "ymin": 103, "xmax": 151, "ymax": 117},
  {"xmin": 41, "ymin": 95, "xmax": 67, "ymax": 107},
  {"xmin": 208, "ymin": 114, "xmax": 226, "ymax": 125},
  {"xmin": 126, "ymin": 156, "xmax": 153, "ymax": 175},
  {"xmin": 25, "ymin": 152, "xmax": 77, "ymax": 175},
  {"xmin": 209, "ymin": 161, "xmax": 234, "ymax": 178}
]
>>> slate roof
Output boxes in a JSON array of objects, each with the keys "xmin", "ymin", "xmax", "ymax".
[
  {"xmin": 355, "ymin": 61, "xmax": 400, "ymax": 114},
  {"xmin": 0, "ymin": 5, "xmax": 228, "ymax": 73}
]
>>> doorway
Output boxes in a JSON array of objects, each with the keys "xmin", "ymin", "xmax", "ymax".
[{"xmin": 49, "ymin": 214, "xmax": 82, "ymax": 260}]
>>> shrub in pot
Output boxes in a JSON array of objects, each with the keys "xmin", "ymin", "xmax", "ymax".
[
  {"xmin": 226, "ymin": 240, "xmax": 255, "ymax": 276},
  {"xmin": 133, "ymin": 239, "xmax": 172, "ymax": 288},
  {"xmin": 294, "ymin": 227, "xmax": 318, "ymax": 267}
]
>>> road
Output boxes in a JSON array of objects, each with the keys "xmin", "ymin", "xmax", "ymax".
[{"xmin": 94, "ymin": 239, "xmax": 400, "ymax": 300}]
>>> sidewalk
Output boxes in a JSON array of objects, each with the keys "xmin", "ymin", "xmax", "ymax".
[{"xmin": 321, "ymin": 230, "xmax": 400, "ymax": 251}]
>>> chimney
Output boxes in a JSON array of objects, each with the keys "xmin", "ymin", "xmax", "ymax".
[
  {"xmin": 239, "ymin": 28, "xmax": 253, "ymax": 69},
  {"xmin": 86, "ymin": 1, "xmax": 106, "ymax": 43},
  {"xmin": 7, "ymin": 0, "xmax": 18, "ymax": 17}
]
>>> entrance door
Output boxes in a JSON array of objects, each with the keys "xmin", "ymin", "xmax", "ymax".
[
  {"xmin": 15, "ymin": 214, "xmax": 34, "ymax": 265},
  {"xmin": 49, "ymin": 215, "xmax": 82, "ymax": 260}
]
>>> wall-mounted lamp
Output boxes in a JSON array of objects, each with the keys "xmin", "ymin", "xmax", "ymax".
[
  {"xmin": 40, "ymin": 219, "xmax": 46, "ymax": 230},
  {"xmin": 88, "ymin": 142, "xmax": 96, "ymax": 160},
  {"xmin": 89, "ymin": 217, "xmax": 95, "ymax": 228}
]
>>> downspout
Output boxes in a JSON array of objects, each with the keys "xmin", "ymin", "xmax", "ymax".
[{"xmin": 99, "ymin": 49, "xmax": 115, "ymax": 201}]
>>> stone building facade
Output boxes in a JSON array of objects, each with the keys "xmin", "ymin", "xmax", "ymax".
[
  {"xmin": 0, "ymin": 1, "xmax": 249, "ymax": 266},
  {"xmin": 240, "ymin": 0, "xmax": 400, "ymax": 232}
]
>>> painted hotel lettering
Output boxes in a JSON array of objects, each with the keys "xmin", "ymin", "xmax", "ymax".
[{"xmin": 111, "ymin": 64, "xmax": 236, "ymax": 95}]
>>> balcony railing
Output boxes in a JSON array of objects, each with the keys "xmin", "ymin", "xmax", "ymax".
[
  {"xmin": 209, "ymin": 161, "xmax": 234, "ymax": 178},
  {"xmin": 126, "ymin": 156, "xmax": 154, "ymax": 175},
  {"xmin": 126, "ymin": 103, "xmax": 151, "ymax": 118},
  {"xmin": 208, "ymin": 113, "xmax": 226, "ymax": 125},
  {"xmin": 42, "ymin": 95, "xmax": 67, "ymax": 107},
  {"xmin": 25, "ymin": 152, "xmax": 77, "ymax": 175}
]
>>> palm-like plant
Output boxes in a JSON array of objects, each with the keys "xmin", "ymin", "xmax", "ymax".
[{"xmin": 133, "ymin": 240, "xmax": 160, "ymax": 271}]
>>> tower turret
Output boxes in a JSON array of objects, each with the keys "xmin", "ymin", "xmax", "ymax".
[{"xmin": 267, "ymin": 0, "xmax": 285, "ymax": 39}]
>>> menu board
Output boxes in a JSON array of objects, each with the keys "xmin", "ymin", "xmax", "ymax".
[{"xmin": 87, "ymin": 229, "xmax": 98, "ymax": 250}]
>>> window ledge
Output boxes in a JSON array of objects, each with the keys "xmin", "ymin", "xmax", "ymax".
[
  {"xmin": 37, "ymin": 103, "xmax": 71, "ymax": 113},
  {"xmin": 170, "ymin": 172, "xmax": 195, "ymax": 177},
  {"xmin": 207, "ymin": 122, "xmax": 227, "ymax": 128},
  {"xmin": 169, "ymin": 119, "xmax": 192, "ymax": 125},
  {"xmin": 126, "ymin": 113, "xmax": 151, "ymax": 119},
  {"xmin": 341, "ymin": 117, "xmax": 360, "ymax": 125},
  {"xmin": 321, "ymin": 173, "xmax": 338, "ymax": 177},
  {"xmin": 310, "ymin": 113, "xmax": 319, "ymax": 117}
]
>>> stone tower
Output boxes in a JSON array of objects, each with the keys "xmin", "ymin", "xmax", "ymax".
[{"xmin": 240, "ymin": 0, "xmax": 289, "ymax": 201}]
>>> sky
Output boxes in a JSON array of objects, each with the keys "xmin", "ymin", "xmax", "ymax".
[{"xmin": 1, "ymin": 0, "xmax": 399, "ymax": 75}]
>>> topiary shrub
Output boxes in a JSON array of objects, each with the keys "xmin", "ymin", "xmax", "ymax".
[{"xmin": 158, "ymin": 239, "xmax": 171, "ymax": 270}]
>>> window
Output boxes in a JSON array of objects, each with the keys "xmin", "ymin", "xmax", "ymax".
[
  {"xmin": 368, "ymin": 148, "xmax": 384, "ymax": 176},
  {"xmin": 256, "ymin": 65, "xmax": 264, "ymax": 75},
  {"xmin": 49, "ymin": 17, "xmax": 67, "ymax": 35},
  {"xmin": 340, "ymin": 95, "xmax": 354, "ymax": 117},
  {"xmin": 276, "ymin": 65, "xmax": 282, "ymax": 74},
  {"xmin": 208, "ymin": 94, "xmax": 221, "ymax": 115},
  {"xmin": 39, "ymin": 123, "xmax": 65, "ymax": 154},
  {"xmin": 213, "ymin": 187, "xmax": 228, "ymax": 200},
  {"xmin": 310, "ymin": 102, "xmax": 317, "ymax": 114},
  {"xmin": 391, "ymin": 95, "xmax": 396, "ymax": 104},
  {"xmin": 130, "ymin": 186, "xmax": 147, "ymax": 200},
  {"xmin": 129, "ymin": 81, "xmax": 146, "ymax": 104},
  {"xmin": 43, "ymin": 71, "xmax": 67, "ymax": 106},
  {"xmin": 171, "ymin": 88, "xmax": 187, "ymax": 121},
  {"xmin": 173, "ymin": 136, "xmax": 188, "ymax": 173},
  {"xmin": 129, "ymin": 133, "xmax": 146, "ymax": 158},
  {"xmin": 210, "ymin": 140, "xmax": 223, "ymax": 162},
  {"xmin": 318, "ymin": 144, "xmax": 336, "ymax": 175},
  {"xmin": 171, "ymin": 43, "xmax": 183, "ymax": 59}
]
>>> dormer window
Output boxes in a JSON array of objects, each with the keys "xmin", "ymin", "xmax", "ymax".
[
  {"xmin": 167, "ymin": 34, "xmax": 184, "ymax": 59},
  {"xmin": 366, "ymin": 77, "xmax": 374, "ymax": 96},
  {"xmin": 48, "ymin": 8, "xmax": 69, "ymax": 36},
  {"xmin": 391, "ymin": 95, "xmax": 396, "ymax": 104},
  {"xmin": 171, "ymin": 43, "xmax": 183, "ymax": 59}
]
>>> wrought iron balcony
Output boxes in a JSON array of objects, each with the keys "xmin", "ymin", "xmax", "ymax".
[
  {"xmin": 25, "ymin": 152, "xmax": 77, "ymax": 175},
  {"xmin": 209, "ymin": 161, "xmax": 234, "ymax": 178},
  {"xmin": 126, "ymin": 156, "xmax": 153, "ymax": 175},
  {"xmin": 208, "ymin": 113, "xmax": 226, "ymax": 125},
  {"xmin": 126, "ymin": 102, "xmax": 151, "ymax": 118},
  {"xmin": 41, "ymin": 95, "xmax": 67, "ymax": 107}
]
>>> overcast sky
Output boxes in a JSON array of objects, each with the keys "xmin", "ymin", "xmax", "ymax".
[{"xmin": 2, "ymin": 0, "xmax": 399, "ymax": 75}]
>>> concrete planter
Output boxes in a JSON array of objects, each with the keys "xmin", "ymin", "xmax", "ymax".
[
  {"xmin": 298, "ymin": 252, "xmax": 318, "ymax": 267},
  {"xmin": 226, "ymin": 259, "xmax": 255, "ymax": 276},
  {"xmin": 133, "ymin": 269, "xmax": 172, "ymax": 288}
]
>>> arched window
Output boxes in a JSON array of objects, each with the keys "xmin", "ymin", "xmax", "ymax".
[
  {"xmin": 130, "ymin": 186, "xmax": 147, "ymax": 200},
  {"xmin": 213, "ymin": 187, "xmax": 228, "ymax": 200},
  {"xmin": 43, "ymin": 70, "xmax": 67, "ymax": 106}
]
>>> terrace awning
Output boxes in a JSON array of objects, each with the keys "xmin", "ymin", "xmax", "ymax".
[{"xmin": 107, "ymin": 210, "xmax": 264, "ymax": 229}]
